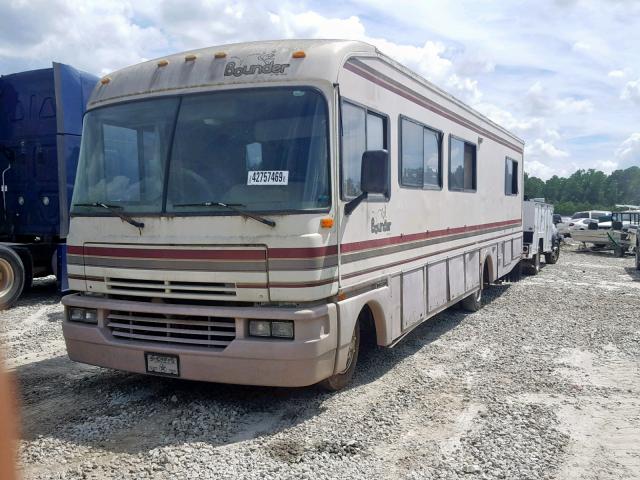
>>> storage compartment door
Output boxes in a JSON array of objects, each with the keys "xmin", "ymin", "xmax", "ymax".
[{"xmin": 402, "ymin": 268, "xmax": 426, "ymax": 331}]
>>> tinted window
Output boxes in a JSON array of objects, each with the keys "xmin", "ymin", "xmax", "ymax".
[
  {"xmin": 571, "ymin": 212, "xmax": 589, "ymax": 219},
  {"xmin": 505, "ymin": 157, "xmax": 518, "ymax": 195},
  {"xmin": 342, "ymin": 102, "xmax": 387, "ymax": 199},
  {"xmin": 449, "ymin": 136, "xmax": 476, "ymax": 191},
  {"xmin": 400, "ymin": 118, "xmax": 441, "ymax": 188}
]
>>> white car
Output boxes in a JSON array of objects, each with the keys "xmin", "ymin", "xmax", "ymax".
[{"xmin": 568, "ymin": 218, "xmax": 597, "ymax": 231}]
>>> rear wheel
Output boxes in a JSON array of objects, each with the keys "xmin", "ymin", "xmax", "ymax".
[
  {"xmin": 545, "ymin": 241, "xmax": 560, "ymax": 264},
  {"xmin": 524, "ymin": 253, "xmax": 541, "ymax": 275},
  {"xmin": 0, "ymin": 247, "xmax": 25, "ymax": 310},
  {"xmin": 461, "ymin": 262, "xmax": 488, "ymax": 312},
  {"xmin": 319, "ymin": 318, "xmax": 361, "ymax": 392}
]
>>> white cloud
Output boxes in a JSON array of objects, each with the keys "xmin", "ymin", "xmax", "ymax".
[
  {"xmin": 608, "ymin": 69, "xmax": 625, "ymax": 79},
  {"xmin": 621, "ymin": 79, "xmax": 640, "ymax": 105},
  {"xmin": 615, "ymin": 133, "xmax": 640, "ymax": 169},
  {"xmin": 572, "ymin": 41, "xmax": 591, "ymax": 53},
  {"xmin": 526, "ymin": 139, "xmax": 570, "ymax": 159}
]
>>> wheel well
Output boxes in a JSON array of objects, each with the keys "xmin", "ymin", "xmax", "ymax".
[
  {"xmin": 360, "ymin": 302, "xmax": 384, "ymax": 346},
  {"xmin": 483, "ymin": 255, "xmax": 495, "ymax": 283}
]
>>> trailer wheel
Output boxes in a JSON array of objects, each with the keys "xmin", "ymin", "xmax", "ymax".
[
  {"xmin": 319, "ymin": 317, "xmax": 361, "ymax": 392},
  {"xmin": 524, "ymin": 253, "xmax": 540, "ymax": 275},
  {"xmin": 0, "ymin": 247, "xmax": 25, "ymax": 310},
  {"xmin": 545, "ymin": 241, "xmax": 560, "ymax": 264},
  {"xmin": 614, "ymin": 246, "xmax": 626, "ymax": 258}
]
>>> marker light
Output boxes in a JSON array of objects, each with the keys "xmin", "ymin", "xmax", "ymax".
[
  {"xmin": 100, "ymin": 77, "xmax": 111, "ymax": 85},
  {"xmin": 214, "ymin": 52, "xmax": 227, "ymax": 59},
  {"xmin": 185, "ymin": 54, "xmax": 197, "ymax": 62},
  {"xmin": 320, "ymin": 218, "xmax": 334, "ymax": 229},
  {"xmin": 292, "ymin": 50, "xmax": 306, "ymax": 59},
  {"xmin": 157, "ymin": 59, "xmax": 169, "ymax": 67}
]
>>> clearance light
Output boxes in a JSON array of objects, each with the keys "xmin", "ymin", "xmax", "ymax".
[
  {"xmin": 185, "ymin": 54, "xmax": 197, "ymax": 62},
  {"xmin": 157, "ymin": 59, "xmax": 169, "ymax": 67},
  {"xmin": 320, "ymin": 217, "xmax": 334, "ymax": 229},
  {"xmin": 214, "ymin": 51, "xmax": 227, "ymax": 59},
  {"xmin": 100, "ymin": 77, "xmax": 111, "ymax": 85},
  {"xmin": 292, "ymin": 50, "xmax": 306, "ymax": 59}
]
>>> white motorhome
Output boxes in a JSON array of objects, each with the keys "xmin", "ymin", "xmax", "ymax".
[{"xmin": 62, "ymin": 40, "xmax": 524, "ymax": 390}]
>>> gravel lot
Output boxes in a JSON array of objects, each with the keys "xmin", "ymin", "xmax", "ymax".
[{"xmin": 1, "ymin": 243, "xmax": 640, "ymax": 480}]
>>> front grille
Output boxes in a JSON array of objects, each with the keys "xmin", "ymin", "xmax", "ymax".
[
  {"xmin": 107, "ymin": 310, "xmax": 236, "ymax": 349},
  {"xmin": 105, "ymin": 278, "xmax": 237, "ymax": 300}
]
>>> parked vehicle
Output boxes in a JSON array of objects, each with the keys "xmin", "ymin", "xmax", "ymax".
[
  {"xmin": 553, "ymin": 214, "xmax": 570, "ymax": 237},
  {"xmin": 522, "ymin": 200, "xmax": 559, "ymax": 274},
  {"xmin": 571, "ymin": 210, "xmax": 611, "ymax": 221},
  {"xmin": 568, "ymin": 218, "xmax": 597, "ymax": 232},
  {"xmin": 0, "ymin": 63, "xmax": 97, "ymax": 309},
  {"xmin": 572, "ymin": 210, "xmax": 639, "ymax": 256},
  {"xmin": 61, "ymin": 40, "xmax": 524, "ymax": 390}
]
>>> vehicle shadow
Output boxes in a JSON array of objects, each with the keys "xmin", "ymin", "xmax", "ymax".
[
  {"xmin": 14, "ymin": 275, "xmax": 60, "ymax": 307},
  {"xmin": 13, "ymin": 284, "xmax": 511, "ymax": 457},
  {"xmin": 624, "ymin": 266, "xmax": 640, "ymax": 281}
]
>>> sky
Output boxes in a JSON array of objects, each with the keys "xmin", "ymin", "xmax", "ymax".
[{"xmin": 1, "ymin": 0, "xmax": 639, "ymax": 180}]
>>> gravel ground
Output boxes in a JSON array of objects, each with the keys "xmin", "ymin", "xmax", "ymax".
[{"xmin": 1, "ymin": 243, "xmax": 640, "ymax": 480}]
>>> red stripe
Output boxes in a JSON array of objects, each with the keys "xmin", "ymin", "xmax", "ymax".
[
  {"xmin": 268, "ymin": 245, "xmax": 338, "ymax": 259},
  {"xmin": 72, "ymin": 246, "xmax": 266, "ymax": 261},
  {"xmin": 66, "ymin": 219, "xmax": 519, "ymax": 260},
  {"xmin": 344, "ymin": 61, "xmax": 524, "ymax": 155},
  {"xmin": 341, "ymin": 219, "xmax": 521, "ymax": 253}
]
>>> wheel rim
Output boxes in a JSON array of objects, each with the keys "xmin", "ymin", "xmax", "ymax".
[
  {"xmin": 0, "ymin": 258, "xmax": 15, "ymax": 297},
  {"xmin": 344, "ymin": 328, "xmax": 358, "ymax": 370}
]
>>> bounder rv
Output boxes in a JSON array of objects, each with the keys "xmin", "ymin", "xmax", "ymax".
[{"xmin": 63, "ymin": 40, "xmax": 524, "ymax": 390}]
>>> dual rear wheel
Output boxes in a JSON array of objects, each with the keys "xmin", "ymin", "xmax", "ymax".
[{"xmin": 0, "ymin": 247, "xmax": 26, "ymax": 310}]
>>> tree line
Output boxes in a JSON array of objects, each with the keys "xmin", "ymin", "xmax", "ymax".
[{"xmin": 524, "ymin": 166, "xmax": 640, "ymax": 215}]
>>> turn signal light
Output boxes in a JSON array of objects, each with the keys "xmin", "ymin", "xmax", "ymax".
[
  {"xmin": 320, "ymin": 217, "xmax": 334, "ymax": 229},
  {"xmin": 292, "ymin": 50, "xmax": 306, "ymax": 59}
]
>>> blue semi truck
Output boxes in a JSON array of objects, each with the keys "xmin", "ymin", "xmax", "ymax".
[{"xmin": 0, "ymin": 63, "xmax": 97, "ymax": 309}]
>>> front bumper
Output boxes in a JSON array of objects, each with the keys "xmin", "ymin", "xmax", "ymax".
[{"xmin": 62, "ymin": 294, "xmax": 338, "ymax": 387}]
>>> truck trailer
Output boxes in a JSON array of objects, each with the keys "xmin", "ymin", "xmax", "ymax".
[
  {"xmin": 522, "ymin": 199, "xmax": 560, "ymax": 274},
  {"xmin": 0, "ymin": 63, "xmax": 97, "ymax": 309},
  {"xmin": 61, "ymin": 40, "xmax": 524, "ymax": 390}
]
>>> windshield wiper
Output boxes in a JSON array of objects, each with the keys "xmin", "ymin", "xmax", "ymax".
[
  {"xmin": 74, "ymin": 202, "xmax": 145, "ymax": 231},
  {"xmin": 174, "ymin": 201, "xmax": 276, "ymax": 228}
]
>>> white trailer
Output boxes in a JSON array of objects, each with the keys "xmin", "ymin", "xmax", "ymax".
[
  {"xmin": 62, "ymin": 40, "xmax": 524, "ymax": 390},
  {"xmin": 522, "ymin": 199, "xmax": 559, "ymax": 274}
]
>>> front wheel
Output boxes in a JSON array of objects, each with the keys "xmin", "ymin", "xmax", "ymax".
[
  {"xmin": 0, "ymin": 247, "xmax": 26, "ymax": 310},
  {"xmin": 319, "ymin": 319, "xmax": 360, "ymax": 391}
]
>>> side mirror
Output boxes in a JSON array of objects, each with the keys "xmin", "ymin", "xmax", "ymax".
[{"xmin": 345, "ymin": 150, "xmax": 389, "ymax": 215}]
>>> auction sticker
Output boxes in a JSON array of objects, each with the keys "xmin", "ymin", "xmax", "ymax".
[{"xmin": 247, "ymin": 170, "xmax": 289, "ymax": 185}]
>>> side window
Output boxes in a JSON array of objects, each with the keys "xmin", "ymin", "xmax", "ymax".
[
  {"xmin": 400, "ymin": 117, "xmax": 442, "ymax": 188},
  {"xmin": 449, "ymin": 136, "xmax": 476, "ymax": 192},
  {"xmin": 341, "ymin": 101, "xmax": 388, "ymax": 199},
  {"xmin": 505, "ymin": 157, "xmax": 518, "ymax": 195}
]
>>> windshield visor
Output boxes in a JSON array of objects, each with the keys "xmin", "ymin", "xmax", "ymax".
[{"xmin": 71, "ymin": 87, "xmax": 331, "ymax": 215}]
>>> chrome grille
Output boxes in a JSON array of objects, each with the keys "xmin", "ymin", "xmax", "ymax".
[
  {"xmin": 105, "ymin": 278, "xmax": 237, "ymax": 300},
  {"xmin": 107, "ymin": 311, "xmax": 236, "ymax": 349}
]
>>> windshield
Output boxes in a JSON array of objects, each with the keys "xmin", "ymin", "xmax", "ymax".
[{"xmin": 71, "ymin": 87, "xmax": 330, "ymax": 215}]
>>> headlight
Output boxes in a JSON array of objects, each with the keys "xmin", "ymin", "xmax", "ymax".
[
  {"xmin": 69, "ymin": 307, "xmax": 98, "ymax": 324},
  {"xmin": 271, "ymin": 321, "xmax": 294, "ymax": 339},
  {"xmin": 249, "ymin": 320, "xmax": 271, "ymax": 337},
  {"xmin": 248, "ymin": 320, "xmax": 294, "ymax": 339}
]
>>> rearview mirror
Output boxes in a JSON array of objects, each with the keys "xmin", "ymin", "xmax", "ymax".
[{"xmin": 345, "ymin": 150, "xmax": 389, "ymax": 215}]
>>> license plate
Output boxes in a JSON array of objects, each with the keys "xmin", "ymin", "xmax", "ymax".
[{"xmin": 145, "ymin": 353, "xmax": 179, "ymax": 376}]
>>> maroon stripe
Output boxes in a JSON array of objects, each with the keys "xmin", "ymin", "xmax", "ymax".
[
  {"xmin": 268, "ymin": 245, "xmax": 338, "ymax": 259},
  {"xmin": 77, "ymin": 246, "xmax": 266, "ymax": 261},
  {"xmin": 343, "ymin": 231, "xmax": 520, "ymax": 281},
  {"xmin": 341, "ymin": 219, "xmax": 521, "ymax": 254},
  {"xmin": 344, "ymin": 61, "xmax": 524, "ymax": 155}
]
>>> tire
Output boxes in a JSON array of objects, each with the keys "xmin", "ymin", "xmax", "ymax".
[
  {"xmin": 319, "ymin": 318, "xmax": 361, "ymax": 392},
  {"xmin": 614, "ymin": 246, "xmax": 626, "ymax": 258},
  {"xmin": 545, "ymin": 242, "xmax": 560, "ymax": 264},
  {"xmin": 0, "ymin": 247, "xmax": 26, "ymax": 310},
  {"xmin": 524, "ymin": 253, "xmax": 540, "ymax": 275},
  {"xmin": 636, "ymin": 243, "xmax": 640, "ymax": 270},
  {"xmin": 462, "ymin": 263, "xmax": 489, "ymax": 312}
]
